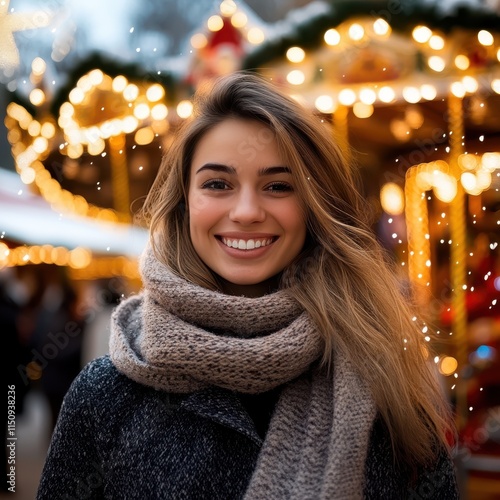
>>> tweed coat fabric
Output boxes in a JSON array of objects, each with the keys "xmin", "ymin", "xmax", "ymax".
[{"xmin": 36, "ymin": 356, "xmax": 459, "ymax": 500}]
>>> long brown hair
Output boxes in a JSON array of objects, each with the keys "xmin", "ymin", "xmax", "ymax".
[{"xmin": 140, "ymin": 72, "xmax": 454, "ymax": 467}]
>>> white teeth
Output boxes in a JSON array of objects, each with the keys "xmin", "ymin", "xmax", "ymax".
[{"xmin": 221, "ymin": 238, "xmax": 274, "ymax": 250}]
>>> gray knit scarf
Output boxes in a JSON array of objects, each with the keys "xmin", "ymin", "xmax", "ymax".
[{"xmin": 110, "ymin": 244, "xmax": 376, "ymax": 499}]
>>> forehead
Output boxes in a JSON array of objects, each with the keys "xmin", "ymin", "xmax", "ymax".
[{"xmin": 191, "ymin": 118, "xmax": 281, "ymax": 168}]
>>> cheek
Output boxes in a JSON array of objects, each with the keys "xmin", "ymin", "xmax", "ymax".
[
  {"xmin": 188, "ymin": 195, "xmax": 224, "ymax": 236},
  {"xmin": 280, "ymin": 204, "xmax": 306, "ymax": 235},
  {"xmin": 188, "ymin": 191, "xmax": 209, "ymax": 213}
]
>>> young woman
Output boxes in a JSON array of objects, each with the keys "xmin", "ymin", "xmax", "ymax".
[{"xmin": 37, "ymin": 72, "xmax": 459, "ymax": 499}]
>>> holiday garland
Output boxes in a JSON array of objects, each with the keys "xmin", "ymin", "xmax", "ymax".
[{"xmin": 242, "ymin": 1, "xmax": 500, "ymax": 70}]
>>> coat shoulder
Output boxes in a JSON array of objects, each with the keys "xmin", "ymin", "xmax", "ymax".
[{"xmin": 61, "ymin": 355, "xmax": 153, "ymax": 417}]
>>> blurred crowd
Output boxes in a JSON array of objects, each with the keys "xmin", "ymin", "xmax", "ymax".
[{"xmin": 0, "ymin": 264, "xmax": 129, "ymax": 492}]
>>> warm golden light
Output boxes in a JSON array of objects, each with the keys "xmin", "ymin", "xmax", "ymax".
[
  {"xmin": 77, "ymin": 75, "xmax": 92, "ymax": 92},
  {"xmin": 378, "ymin": 86, "xmax": 395, "ymax": 103},
  {"xmin": 352, "ymin": 102, "xmax": 373, "ymax": 118},
  {"xmin": 151, "ymin": 104, "xmax": 168, "ymax": 121},
  {"xmin": 324, "ymin": 28, "xmax": 340, "ymax": 46},
  {"xmin": 380, "ymin": 182, "xmax": 405, "ymax": 215},
  {"xmin": 454, "ymin": 54, "xmax": 470, "ymax": 70},
  {"xmin": 220, "ymin": 0, "xmax": 237, "ymax": 16},
  {"xmin": 123, "ymin": 84, "xmax": 139, "ymax": 101},
  {"xmin": 67, "ymin": 144, "xmax": 83, "ymax": 159},
  {"xmin": 359, "ymin": 88, "xmax": 376, "ymax": 105},
  {"xmin": 461, "ymin": 172, "xmax": 477, "ymax": 192},
  {"xmin": 69, "ymin": 248, "xmax": 92, "ymax": 269},
  {"xmin": 29, "ymin": 89, "xmax": 45, "ymax": 106},
  {"xmin": 476, "ymin": 169, "xmax": 491, "ymax": 191},
  {"xmin": 478, "ymin": 30, "xmax": 494, "ymax": 46},
  {"xmin": 247, "ymin": 27, "xmax": 265, "ymax": 44},
  {"xmin": 428, "ymin": 56, "xmax": 445, "ymax": 72},
  {"xmin": 338, "ymin": 88, "xmax": 356, "ymax": 106},
  {"xmin": 69, "ymin": 88, "xmax": 85, "ymax": 105},
  {"xmin": 60, "ymin": 102, "xmax": 75, "ymax": 117},
  {"xmin": 433, "ymin": 173, "xmax": 457, "ymax": 203},
  {"xmin": 439, "ymin": 356, "xmax": 458, "ymax": 376},
  {"xmin": 450, "ymin": 82, "xmax": 466, "ymax": 98},
  {"xmin": 390, "ymin": 119, "xmax": 410, "ymax": 142},
  {"xmin": 32, "ymin": 137, "xmax": 48, "ymax": 154},
  {"xmin": 0, "ymin": 242, "xmax": 9, "ymax": 261},
  {"xmin": 146, "ymin": 84, "xmax": 165, "ymax": 102},
  {"xmin": 429, "ymin": 35, "xmax": 444, "ymax": 50},
  {"xmin": 491, "ymin": 79, "xmax": 500, "ymax": 94},
  {"xmin": 207, "ymin": 15, "xmax": 224, "ymax": 32},
  {"xmin": 348, "ymin": 23, "xmax": 364, "ymax": 41},
  {"xmin": 462, "ymin": 76, "xmax": 478, "ymax": 93},
  {"xmin": 482, "ymin": 152, "xmax": 500, "ymax": 170},
  {"xmin": 88, "ymin": 139, "xmax": 106, "ymax": 156},
  {"xmin": 31, "ymin": 57, "xmax": 46, "ymax": 76},
  {"xmin": 231, "ymin": 12, "xmax": 247, "ymax": 28},
  {"xmin": 412, "ymin": 25, "xmax": 432, "ymax": 43},
  {"xmin": 133, "ymin": 103, "xmax": 150, "ymax": 120},
  {"xmin": 420, "ymin": 84, "xmax": 437, "ymax": 100},
  {"xmin": 286, "ymin": 46, "xmax": 305, "ymax": 63},
  {"xmin": 122, "ymin": 116, "xmax": 139, "ymax": 134},
  {"xmin": 88, "ymin": 69, "xmax": 104, "ymax": 86},
  {"xmin": 402, "ymin": 86, "xmax": 421, "ymax": 103},
  {"xmin": 27, "ymin": 120, "xmax": 41, "ymax": 137},
  {"xmin": 405, "ymin": 107, "xmax": 424, "ymax": 129},
  {"xmin": 191, "ymin": 33, "xmax": 208, "ymax": 49},
  {"xmin": 41, "ymin": 122, "xmax": 56, "ymax": 139},
  {"xmin": 134, "ymin": 127, "xmax": 155, "ymax": 146},
  {"xmin": 20, "ymin": 167, "xmax": 36, "ymax": 185},
  {"xmin": 286, "ymin": 70, "xmax": 305, "ymax": 85},
  {"xmin": 373, "ymin": 18, "xmax": 390, "ymax": 36},
  {"xmin": 177, "ymin": 100, "xmax": 194, "ymax": 118},
  {"xmin": 314, "ymin": 95, "xmax": 335, "ymax": 113},
  {"xmin": 112, "ymin": 75, "xmax": 128, "ymax": 92},
  {"xmin": 458, "ymin": 154, "xmax": 478, "ymax": 171}
]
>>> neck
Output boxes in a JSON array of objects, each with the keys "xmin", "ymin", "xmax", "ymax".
[{"xmin": 217, "ymin": 274, "xmax": 282, "ymax": 298}]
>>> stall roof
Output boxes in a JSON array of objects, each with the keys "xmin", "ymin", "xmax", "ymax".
[{"xmin": 0, "ymin": 167, "xmax": 148, "ymax": 257}]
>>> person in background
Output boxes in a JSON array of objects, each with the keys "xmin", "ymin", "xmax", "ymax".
[
  {"xmin": 27, "ymin": 265, "xmax": 86, "ymax": 432},
  {"xmin": 37, "ymin": 72, "xmax": 459, "ymax": 499},
  {"xmin": 0, "ymin": 268, "xmax": 31, "ymax": 492}
]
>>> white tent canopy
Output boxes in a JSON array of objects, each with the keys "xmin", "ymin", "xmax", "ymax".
[{"xmin": 0, "ymin": 167, "xmax": 148, "ymax": 257}]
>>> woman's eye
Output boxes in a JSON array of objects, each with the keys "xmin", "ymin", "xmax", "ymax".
[
  {"xmin": 201, "ymin": 179, "xmax": 230, "ymax": 190},
  {"xmin": 266, "ymin": 182, "xmax": 293, "ymax": 193}
]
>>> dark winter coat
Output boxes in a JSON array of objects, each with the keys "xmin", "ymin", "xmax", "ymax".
[{"xmin": 36, "ymin": 356, "xmax": 460, "ymax": 500}]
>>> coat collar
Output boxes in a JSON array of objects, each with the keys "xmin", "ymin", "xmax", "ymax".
[{"xmin": 180, "ymin": 387, "xmax": 264, "ymax": 447}]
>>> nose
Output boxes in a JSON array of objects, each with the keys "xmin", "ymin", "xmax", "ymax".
[{"xmin": 229, "ymin": 188, "xmax": 266, "ymax": 225}]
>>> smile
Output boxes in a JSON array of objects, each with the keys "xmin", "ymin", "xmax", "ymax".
[{"xmin": 220, "ymin": 237, "xmax": 277, "ymax": 250}]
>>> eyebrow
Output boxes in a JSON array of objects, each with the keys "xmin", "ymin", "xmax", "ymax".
[{"xmin": 195, "ymin": 163, "xmax": 291, "ymax": 176}]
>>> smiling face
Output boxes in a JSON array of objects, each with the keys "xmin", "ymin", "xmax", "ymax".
[{"xmin": 187, "ymin": 118, "xmax": 307, "ymax": 295}]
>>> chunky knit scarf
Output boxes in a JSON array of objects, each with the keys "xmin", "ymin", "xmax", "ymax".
[{"xmin": 110, "ymin": 244, "xmax": 376, "ymax": 499}]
